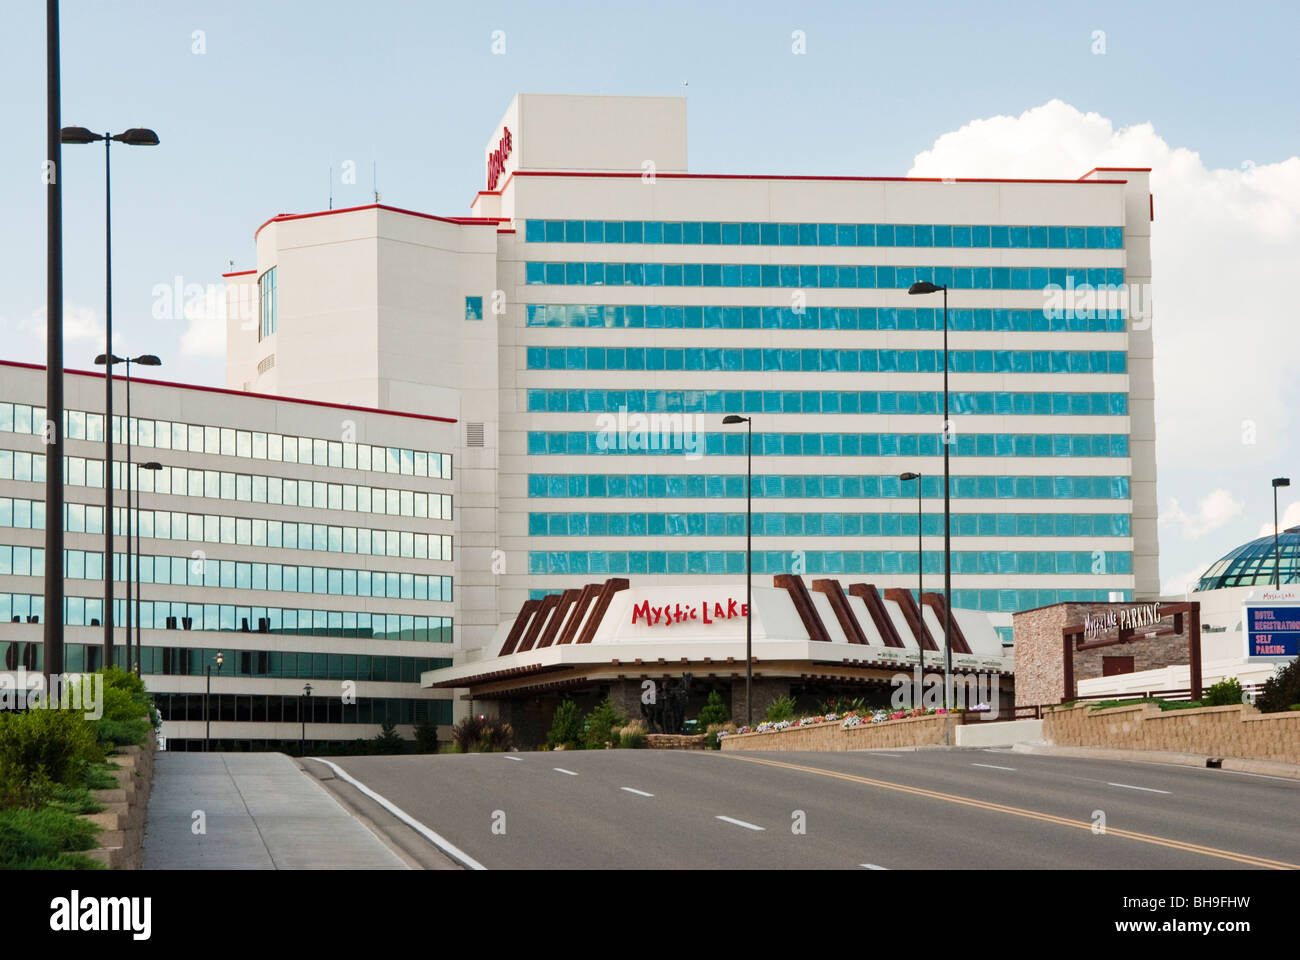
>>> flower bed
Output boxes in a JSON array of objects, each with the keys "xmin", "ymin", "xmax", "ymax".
[{"xmin": 722, "ymin": 707, "xmax": 951, "ymax": 739}]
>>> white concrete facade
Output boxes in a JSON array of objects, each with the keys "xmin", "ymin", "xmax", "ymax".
[{"xmin": 224, "ymin": 94, "xmax": 1159, "ymax": 700}]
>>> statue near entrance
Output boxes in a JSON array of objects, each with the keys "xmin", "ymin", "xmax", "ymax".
[{"xmin": 641, "ymin": 674, "xmax": 694, "ymax": 734}]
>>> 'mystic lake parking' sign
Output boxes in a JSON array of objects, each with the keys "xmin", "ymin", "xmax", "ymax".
[{"xmin": 1243, "ymin": 590, "xmax": 1300, "ymax": 662}]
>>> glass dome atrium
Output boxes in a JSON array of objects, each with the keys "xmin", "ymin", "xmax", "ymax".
[{"xmin": 1195, "ymin": 526, "xmax": 1300, "ymax": 591}]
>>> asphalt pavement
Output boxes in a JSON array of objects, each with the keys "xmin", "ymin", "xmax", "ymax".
[{"xmin": 318, "ymin": 747, "xmax": 1300, "ymax": 870}]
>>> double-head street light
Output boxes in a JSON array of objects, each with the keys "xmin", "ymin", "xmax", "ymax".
[
  {"xmin": 899, "ymin": 472, "xmax": 923, "ymax": 673},
  {"xmin": 722, "ymin": 414, "xmax": 753, "ymax": 727},
  {"xmin": 94, "ymin": 352, "xmax": 160, "ymax": 672},
  {"xmin": 1273, "ymin": 477, "xmax": 1292, "ymax": 588},
  {"xmin": 908, "ymin": 281, "xmax": 953, "ymax": 719},
  {"xmin": 62, "ymin": 125, "xmax": 159, "ymax": 670}
]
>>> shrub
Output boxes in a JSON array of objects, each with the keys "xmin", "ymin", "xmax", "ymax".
[
  {"xmin": 373, "ymin": 719, "xmax": 405, "ymax": 755},
  {"xmin": 764, "ymin": 695, "xmax": 797, "ymax": 723},
  {"xmin": 94, "ymin": 717, "xmax": 152, "ymax": 748},
  {"xmin": 546, "ymin": 700, "xmax": 584, "ymax": 750},
  {"xmin": 619, "ymin": 730, "xmax": 645, "ymax": 749},
  {"xmin": 413, "ymin": 716, "xmax": 440, "ymax": 754},
  {"xmin": 0, "ymin": 806, "xmax": 104, "ymax": 870},
  {"xmin": 0, "ymin": 709, "xmax": 103, "ymax": 809},
  {"xmin": 696, "ymin": 690, "xmax": 730, "ymax": 729},
  {"xmin": 704, "ymin": 722, "xmax": 737, "ymax": 750},
  {"xmin": 1255, "ymin": 659, "xmax": 1300, "ymax": 714},
  {"xmin": 1202, "ymin": 678, "xmax": 1244, "ymax": 707},
  {"xmin": 582, "ymin": 699, "xmax": 626, "ymax": 750},
  {"xmin": 477, "ymin": 719, "xmax": 514, "ymax": 753}
]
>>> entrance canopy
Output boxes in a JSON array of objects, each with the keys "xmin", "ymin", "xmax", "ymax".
[{"xmin": 422, "ymin": 577, "xmax": 1010, "ymax": 698}]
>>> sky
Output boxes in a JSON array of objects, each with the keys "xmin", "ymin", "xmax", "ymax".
[{"xmin": 1, "ymin": 0, "xmax": 1298, "ymax": 596}]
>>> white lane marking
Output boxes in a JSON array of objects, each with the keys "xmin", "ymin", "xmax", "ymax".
[
  {"xmin": 307, "ymin": 758, "xmax": 486, "ymax": 871},
  {"xmin": 504, "ymin": 756, "xmax": 522, "ymax": 762},
  {"xmin": 553, "ymin": 767, "xmax": 579, "ymax": 776},
  {"xmin": 1108, "ymin": 781, "xmax": 1171, "ymax": 795},
  {"xmin": 715, "ymin": 815, "xmax": 765, "ymax": 831},
  {"xmin": 621, "ymin": 787, "xmax": 654, "ymax": 797},
  {"xmin": 860, "ymin": 863, "xmax": 889, "ymax": 870},
  {"xmin": 971, "ymin": 763, "xmax": 1017, "ymax": 771}
]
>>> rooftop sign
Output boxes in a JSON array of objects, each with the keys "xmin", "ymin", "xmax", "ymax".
[{"xmin": 486, "ymin": 126, "xmax": 513, "ymax": 190}]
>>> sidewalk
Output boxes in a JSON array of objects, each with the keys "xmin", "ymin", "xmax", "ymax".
[{"xmin": 142, "ymin": 753, "xmax": 407, "ymax": 869}]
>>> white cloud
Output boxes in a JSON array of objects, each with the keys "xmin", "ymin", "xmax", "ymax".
[
  {"xmin": 908, "ymin": 100, "xmax": 1300, "ymax": 472},
  {"xmin": 179, "ymin": 283, "xmax": 229, "ymax": 357},
  {"xmin": 1256, "ymin": 499, "xmax": 1300, "ymax": 538},
  {"xmin": 1160, "ymin": 488, "xmax": 1244, "ymax": 540},
  {"xmin": 22, "ymin": 304, "xmax": 112, "ymax": 344},
  {"xmin": 1161, "ymin": 561, "xmax": 1212, "ymax": 598}
]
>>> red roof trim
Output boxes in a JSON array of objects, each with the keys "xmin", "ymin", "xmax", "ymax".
[
  {"xmin": 497, "ymin": 170, "xmax": 1128, "ymax": 191},
  {"xmin": 221, "ymin": 269, "xmax": 256, "ymax": 278},
  {"xmin": 254, "ymin": 203, "xmax": 505, "ymax": 241},
  {"xmin": 1078, "ymin": 166, "xmax": 1152, "ymax": 178},
  {"xmin": 0, "ymin": 359, "xmax": 457, "ymax": 423}
]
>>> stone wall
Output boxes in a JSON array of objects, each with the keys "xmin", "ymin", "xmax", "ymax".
[
  {"xmin": 85, "ymin": 739, "xmax": 157, "ymax": 870},
  {"xmin": 729, "ymin": 678, "xmax": 791, "ymax": 726},
  {"xmin": 720, "ymin": 712, "xmax": 951, "ymax": 752},
  {"xmin": 643, "ymin": 734, "xmax": 708, "ymax": 750},
  {"xmin": 1043, "ymin": 702, "xmax": 1300, "ymax": 765},
  {"xmin": 1013, "ymin": 602, "xmax": 1194, "ymax": 708}
]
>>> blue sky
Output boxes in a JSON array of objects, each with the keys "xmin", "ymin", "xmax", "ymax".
[{"xmin": 1, "ymin": 0, "xmax": 1298, "ymax": 592}]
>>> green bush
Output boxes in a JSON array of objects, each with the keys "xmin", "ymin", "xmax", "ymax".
[
  {"xmin": 0, "ymin": 709, "xmax": 104, "ymax": 809},
  {"xmin": 0, "ymin": 806, "xmax": 103, "ymax": 870},
  {"xmin": 582, "ymin": 699, "xmax": 626, "ymax": 750},
  {"xmin": 1255, "ymin": 659, "xmax": 1300, "ymax": 714},
  {"xmin": 373, "ymin": 720, "xmax": 405, "ymax": 755},
  {"xmin": 695, "ymin": 690, "xmax": 730, "ymax": 729},
  {"xmin": 96, "ymin": 717, "xmax": 152, "ymax": 748},
  {"xmin": 1202, "ymin": 678, "xmax": 1244, "ymax": 707},
  {"xmin": 546, "ymin": 700, "xmax": 584, "ymax": 750},
  {"xmin": 619, "ymin": 730, "xmax": 645, "ymax": 749},
  {"xmin": 476, "ymin": 719, "xmax": 515, "ymax": 753},
  {"xmin": 764, "ymin": 695, "xmax": 797, "ymax": 723},
  {"xmin": 413, "ymin": 716, "xmax": 440, "ymax": 754}
]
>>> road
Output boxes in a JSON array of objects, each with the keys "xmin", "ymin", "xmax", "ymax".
[{"xmin": 310, "ymin": 748, "xmax": 1300, "ymax": 870}]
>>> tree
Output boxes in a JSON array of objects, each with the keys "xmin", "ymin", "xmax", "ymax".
[
  {"xmin": 374, "ymin": 719, "xmax": 405, "ymax": 755},
  {"xmin": 1255, "ymin": 659, "xmax": 1300, "ymax": 713},
  {"xmin": 696, "ymin": 690, "xmax": 730, "ymax": 729},
  {"xmin": 546, "ymin": 699, "xmax": 583, "ymax": 750},
  {"xmin": 414, "ymin": 716, "xmax": 440, "ymax": 754},
  {"xmin": 582, "ymin": 699, "xmax": 626, "ymax": 750}
]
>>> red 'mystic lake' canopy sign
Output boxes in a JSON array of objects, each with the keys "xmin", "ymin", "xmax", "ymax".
[{"xmin": 632, "ymin": 599, "xmax": 748, "ymax": 628}]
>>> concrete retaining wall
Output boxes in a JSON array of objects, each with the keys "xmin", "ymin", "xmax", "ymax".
[
  {"xmin": 953, "ymin": 718, "xmax": 1043, "ymax": 747},
  {"xmin": 83, "ymin": 734, "xmax": 157, "ymax": 870}
]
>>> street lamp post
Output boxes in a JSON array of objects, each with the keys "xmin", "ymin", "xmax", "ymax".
[
  {"xmin": 61, "ymin": 125, "xmax": 159, "ymax": 670},
  {"xmin": 909, "ymin": 282, "xmax": 953, "ymax": 720},
  {"xmin": 137, "ymin": 462, "xmax": 162, "ymax": 667},
  {"xmin": 900, "ymin": 472, "xmax": 923, "ymax": 674},
  {"xmin": 301, "ymin": 682, "xmax": 313, "ymax": 756},
  {"xmin": 722, "ymin": 415, "xmax": 753, "ymax": 727},
  {"xmin": 205, "ymin": 650, "xmax": 223, "ymax": 752},
  {"xmin": 96, "ymin": 352, "xmax": 161, "ymax": 672},
  {"xmin": 1273, "ymin": 477, "xmax": 1292, "ymax": 588}
]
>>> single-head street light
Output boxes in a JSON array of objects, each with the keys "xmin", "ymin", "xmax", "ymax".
[
  {"xmin": 723, "ymin": 415, "xmax": 754, "ymax": 726},
  {"xmin": 900, "ymin": 473, "xmax": 924, "ymax": 677},
  {"xmin": 1273, "ymin": 477, "xmax": 1292, "ymax": 588}
]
